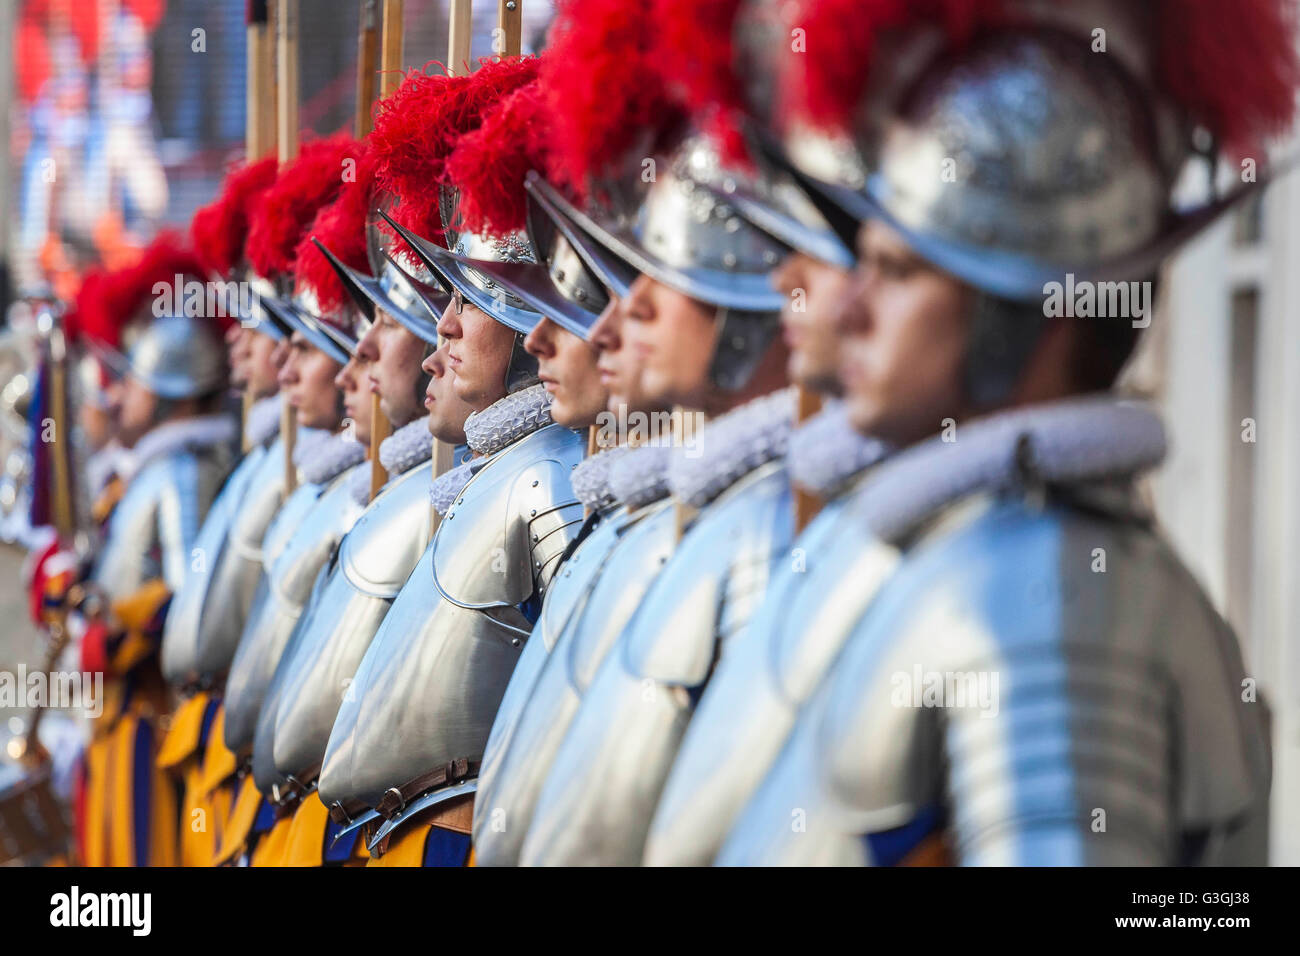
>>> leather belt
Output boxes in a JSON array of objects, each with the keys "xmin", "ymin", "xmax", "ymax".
[
  {"xmin": 327, "ymin": 797, "xmax": 370, "ymax": 826},
  {"xmin": 374, "ymin": 758, "xmax": 479, "ymax": 820}
]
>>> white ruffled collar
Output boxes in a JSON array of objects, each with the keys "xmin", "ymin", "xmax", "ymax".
[
  {"xmin": 856, "ymin": 394, "xmax": 1167, "ymax": 542},
  {"xmin": 121, "ymin": 413, "xmax": 237, "ymax": 481},
  {"xmin": 346, "ymin": 419, "xmax": 439, "ymax": 506},
  {"xmin": 570, "ymin": 445, "xmax": 631, "ymax": 513},
  {"xmin": 297, "ymin": 429, "xmax": 367, "ymax": 485},
  {"xmin": 667, "ymin": 388, "xmax": 797, "ymax": 508},
  {"xmin": 608, "ymin": 444, "xmax": 673, "ymax": 511},
  {"xmin": 788, "ymin": 400, "xmax": 891, "ymax": 497},
  {"xmin": 244, "ymin": 394, "xmax": 282, "ymax": 448},
  {"xmin": 429, "ymin": 456, "xmax": 478, "ymax": 515},
  {"xmin": 464, "ymin": 384, "xmax": 555, "ymax": 456},
  {"xmin": 378, "ymin": 418, "xmax": 435, "ymax": 476}
]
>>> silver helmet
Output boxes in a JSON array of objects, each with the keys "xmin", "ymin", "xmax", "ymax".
[
  {"xmin": 259, "ymin": 286, "xmax": 354, "ymax": 366},
  {"xmin": 392, "ymin": 174, "xmax": 633, "ymax": 344},
  {"xmin": 537, "ymin": 134, "xmax": 792, "ymax": 391},
  {"xmin": 379, "ymin": 197, "xmax": 543, "ymax": 394},
  {"xmin": 240, "ymin": 273, "xmax": 290, "ymax": 342},
  {"xmin": 313, "ymin": 238, "xmax": 438, "ymax": 345},
  {"xmin": 424, "ymin": 185, "xmax": 544, "ymax": 338},
  {"xmin": 772, "ymin": 12, "xmax": 1275, "ymax": 300},
  {"xmin": 124, "ymin": 314, "xmax": 228, "ymax": 400}
]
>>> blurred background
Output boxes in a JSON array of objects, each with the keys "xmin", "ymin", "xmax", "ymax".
[{"xmin": 0, "ymin": 0, "xmax": 1296, "ymax": 863}]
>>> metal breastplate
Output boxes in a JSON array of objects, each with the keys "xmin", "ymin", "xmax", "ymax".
[
  {"xmin": 718, "ymin": 492, "xmax": 1271, "ymax": 865},
  {"xmin": 223, "ymin": 465, "xmax": 367, "ymax": 754},
  {"xmin": 519, "ymin": 461, "xmax": 793, "ymax": 866},
  {"xmin": 161, "ymin": 446, "xmax": 266, "ymax": 685},
  {"xmin": 473, "ymin": 496, "xmax": 676, "ymax": 866},
  {"xmin": 644, "ymin": 482, "xmax": 900, "ymax": 865},
  {"xmin": 474, "ymin": 508, "xmax": 627, "ymax": 857},
  {"xmin": 189, "ymin": 438, "xmax": 288, "ymax": 681},
  {"xmin": 93, "ymin": 448, "xmax": 228, "ymax": 601},
  {"xmin": 267, "ymin": 460, "xmax": 433, "ymax": 791},
  {"xmin": 317, "ymin": 424, "xmax": 584, "ymax": 810}
]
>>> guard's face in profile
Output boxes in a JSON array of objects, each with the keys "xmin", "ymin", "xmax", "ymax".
[
  {"xmin": 839, "ymin": 220, "xmax": 970, "ymax": 448},
  {"xmin": 771, "ymin": 251, "xmax": 853, "ymax": 396},
  {"xmin": 524, "ymin": 317, "xmax": 607, "ymax": 429},
  {"xmin": 618, "ymin": 275, "xmax": 717, "ymax": 410},
  {"xmin": 357, "ymin": 309, "xmax": 427, "ymax": 427},
  {"xmin": 436, "ymin": 298, "xmax": 517, "ymax": 412}
]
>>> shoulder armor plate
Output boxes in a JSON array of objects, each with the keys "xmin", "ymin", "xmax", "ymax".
[
  {"xmin": 339, "ymin": 460, "xmax": 435, "ymax": 597},
  {"xmin": 317, "ymin": 426, "xmax": 585, "ymax": 809},
  {"xmin": 223, "ymin": 468, "xmax": 366, "ymax": 754},
  {"xmin": 190, "ymin": 438, "xmax": 287, "ymax": 680},
  {"xmin": 270, "ymin": 462, "xmax": 433, "ymax": 784},
  {"xmin": 720, "ymin": 498, "xmax": 1270, "ymax": 865},
  {"xmin": 432, "ymin": 424, "xmax": 586, "ymax": 608},
  {"xmin": 519, "ymin": 463, "xmax": 792, "ymax": 865},
  {"xmin": 472, "ymin": 497, "xmax": 676, "ymax": 866},
  {"xmin": 162, "ymin": 447, "xmax": 264, "ymax": 684}
]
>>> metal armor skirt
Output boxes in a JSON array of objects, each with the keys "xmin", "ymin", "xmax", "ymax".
[
  {"xmin": 223, "ymin": 464, "xmax": 367, "ymax": 754},
  {"xmin": 317, "ymin": 424, "xmax": 584, "ymax": 811},
  {"xmin": 266, "ymin": 460, "xmax": 434, "ymax": 792},
  {"xmin": 473, "ymin": 496, "xmax": 677, "ymax": 866},
  {"xmin": 718, "ymin": 492, "xmax": 1272, "ymax": 865},
  {"xmin": 520, "ymin": 460, "xmax": 792, "ymax": 865}
]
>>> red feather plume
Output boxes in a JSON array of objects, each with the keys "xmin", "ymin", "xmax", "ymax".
[
  {"xmin": 650, "ymin": 0, "xmax": 751, "ymax": 163},
  {"xmin": 64, "ymin": 271, "xmax": 112, "ymax": 348},
  {"xmin": 787, "ymin": 0, "xmax": 1297, "ymax": 155},
  {"xmin": 785, "ymin": 0, "xmax": 991, "ymax": 130},
  {"xmin": 370, "ymin": 56, "xmax": 539, "ymax": 258},
  {"xmin": 294, "ymin": 145, "xmax": 379, "ymax": 315},
  {"xmin": 444, "ymin": 81, "xmax": 554, "ymax": 237},
  {"xmin": 190, "ymin": 155, "xmax": 278, "ymax": 278},
  {"xmin": 541, "ymin": 0, "xmax": 686, "ymax": 196},
  {"xmin": 76, "ymin": 232, "xmax": 213, "ymax": 342},
  {"xmin": 1156, "ymin": 0, "xmax": 1299, "ymax": 153},
  {"xmin": 246, "ymin": 133, "xmax": 363, "ymax": 279}
]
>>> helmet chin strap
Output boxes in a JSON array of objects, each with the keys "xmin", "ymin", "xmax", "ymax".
[
  {"xmin": 963, "ymin": 293, "xmax": 1053, "ymax": 410},
  {"xmin": 503, "ymin": 332, "xmax": 540, "ymax": 394},
  {"xmin": 706, "ymin": 308, "xmax": 782, "ymax": 392}
]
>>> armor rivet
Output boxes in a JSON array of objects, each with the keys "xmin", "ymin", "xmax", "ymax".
[
  {"xmin": 731, "ymin": 335, "xmax": 745, "ymax": 350},
  {"xmin": 532, "ymin": 480, "xmax": 539, "ymax": 487},
  {"xmin": 507, "ymin": 0, "xmax": 517, "ymax": 9},
  {"xmin": 556, "ymin": 269, "xmax": 565, "ymax": 282},
  {"xmin": 725, "ymin": 218, "xmax": 740, "ymax": 234},
  {"xmin": 763, "ymin": 250, "xmax": 778, "ymax": 265},
  {"xmin": 535, "ymin": 561, "xmax": 541, "ymax": 568},
  {"xmin": 447, "ymin": 513, "xmax": 454, "ymax": 519},
  {"xmin": 722, "ymin": 177, "xmax": 736, "ymax": 194},
  {"xmin": 530, "ymin": 509, "xmax": 537, "ymax": 516},
  {"xmin": 575, "ymin": 288, "xmax": 587, "ymax": 301},
  {"xmin": 532, "ymin": 534, "xmax": 539, "ymax": 542},
  {"xmin": 511, "ymin": 638, "xmax": 520, "ymax": 646},
  {"xmin": 723, "ymin": 252, "xmax": 737, "ymax": 268}
]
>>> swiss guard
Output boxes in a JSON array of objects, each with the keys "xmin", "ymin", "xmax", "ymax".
[
  {"xmin": 311, "ymin": 56, "xmax": 590, "ymax": 867},
  {"xmin": 215, "ymin": 144, "xmax": 375, "ymax": 868},
  {"xmin": 72, "ymin": 237, "xmax": 237, "ymax": 867},
  {"xmin": 155, "ymin": 135, "xmax": 364, "ymax": 866},
  {"xmin": 709, "ymin": 0, "xmax": 1294, "ymax": 866},
  {"xmin": 151, "ymin": 155, "xmax": 285, "ymax": 859},
  {"xmin": 501, "ymin": 1, "xmax": 809, "ymax": 867}
]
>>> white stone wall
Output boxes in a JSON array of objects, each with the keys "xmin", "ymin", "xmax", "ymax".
[{"xmin": 1154, "ymin": 137, "xmax": 1300, "ymax": 864}]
